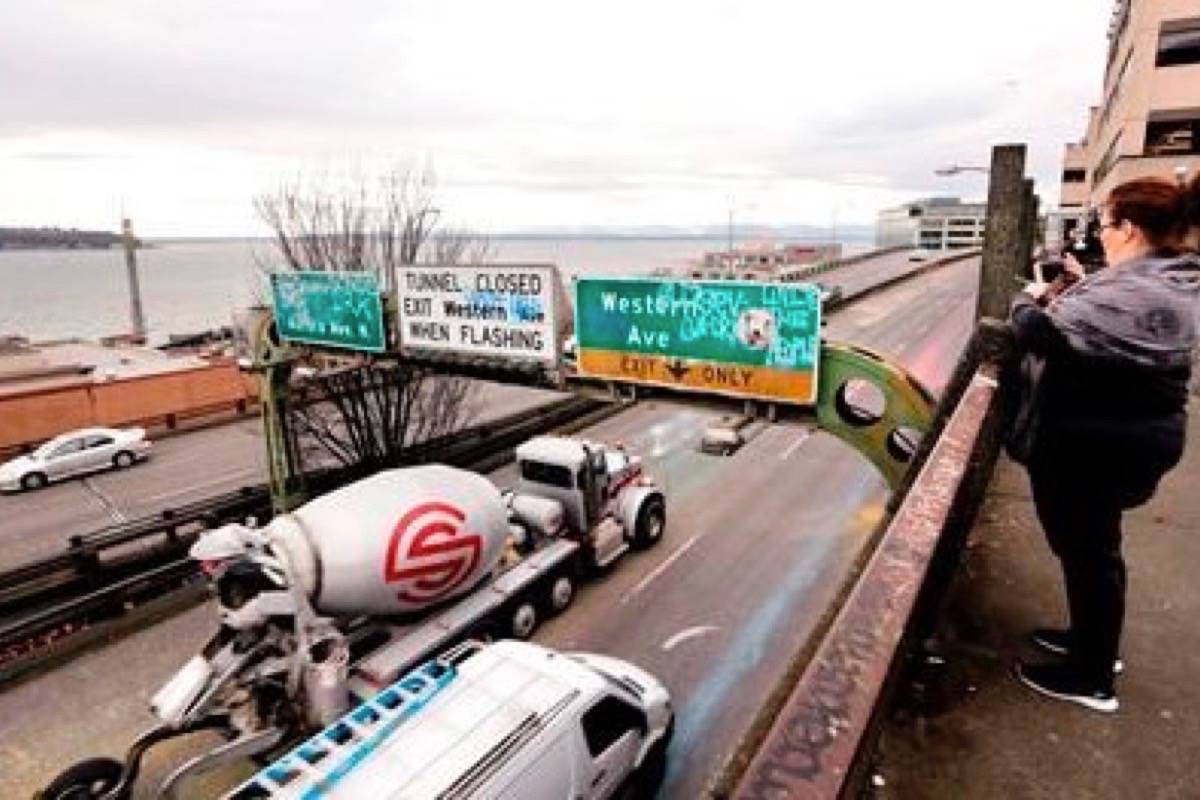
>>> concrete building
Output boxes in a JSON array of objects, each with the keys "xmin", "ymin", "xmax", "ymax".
[
  {"xmin": 875, "ymin": 197, "xmax": 986, "ymax": 251},
  {"xmin": 1053, "ymin": 0, "xmax": 1200, "ymax": 243}
]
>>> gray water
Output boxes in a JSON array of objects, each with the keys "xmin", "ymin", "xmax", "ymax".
[{"xmin": 0, "ymin": 238, "xmax": 867, "ymax": 345}]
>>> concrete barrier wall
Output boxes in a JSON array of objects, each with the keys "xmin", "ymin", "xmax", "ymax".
[
  {"xmin": 0, "ymin": 384, "xmax": 95, "ymax": 447},
  {"xmin": 0, "ymin": 362, "xmax": 257, "ymax": 451}
]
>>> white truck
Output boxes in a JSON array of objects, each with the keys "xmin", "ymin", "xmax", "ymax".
[
  {"xmin": 41, "ymin": 436, "xmax": 666, "ymax": 800},
  {"xmin": 225, "ymin": 640, "xmax": 674, "ymax": 799}
]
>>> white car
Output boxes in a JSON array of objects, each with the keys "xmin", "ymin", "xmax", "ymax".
[
  {"xmin": 225, "ymin": 639, "xmax": 674, "ymax": 800},
  {"xmin": 0, "ymin": 426, "xmax": 152, "ymax": 492}
]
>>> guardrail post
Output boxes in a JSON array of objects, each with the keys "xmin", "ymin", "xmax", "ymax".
[
  {"xmin": 977, "ymin": 144, "xmax": 1028, "ymax": 321},
  {"xmin": 67, "ymin": 535, "xmax": 101, "ymax": 586},
  {"xmin": 1024, "ymin": 179, "xmax": 1040, "ymax": 254}
]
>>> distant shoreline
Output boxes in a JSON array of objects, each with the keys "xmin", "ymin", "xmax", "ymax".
[
  {"xmin": 0, "ymin": 242, "xmax": 153, "ymax": 252},
  {"xmin": 145, "ymin": 233, "xmax": 875, "ymax": 244},
  {"xmin": 0, "ymin": 227, "xmax": 148, "ymax": 251}
]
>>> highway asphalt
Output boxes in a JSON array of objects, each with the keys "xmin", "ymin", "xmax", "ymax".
[
  {"xmin": 829, "ymin": 248, "xmax": 952, "ymax": 301},
  {"xmin": 0, "ymin": 254, "xmax": 980, "ymax": 797}
]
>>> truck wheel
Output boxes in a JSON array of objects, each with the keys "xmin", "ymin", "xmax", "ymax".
[
  {"xmin": 21, "ymin": 471, "xmax": 48, "ymax": 491},
  {"xmin": 541, "ymin": 573, "xmax": 575, "ymax": 616},
  {"xmin": 632, "ymin": 497, "xmax": 666, "ymax": 549},
  {"xmin": 508, "ymin": 600, "xmax": 538, "ymax": 640},
  {"xmin": 42, "ymin": 757, "xmax": 125, "ymax": 799}
]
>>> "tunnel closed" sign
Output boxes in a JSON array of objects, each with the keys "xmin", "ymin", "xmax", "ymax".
[{"xmin": 396, "ymin": 264, "xmax": 559, "ymax": 363}]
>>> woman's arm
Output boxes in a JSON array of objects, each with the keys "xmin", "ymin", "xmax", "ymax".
[{"xmin": 1010, "ymin": 292, "xmax": 1068, "ymax": 355}]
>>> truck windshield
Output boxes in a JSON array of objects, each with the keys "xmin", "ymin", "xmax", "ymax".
[{"xmin": 519, "ymin": 460, "xmax": 574, "ymax": 489}]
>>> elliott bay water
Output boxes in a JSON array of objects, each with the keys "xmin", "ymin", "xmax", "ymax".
[{"xmin": 0, "ymin": 237, "xmax": 866, "ymax": 345}]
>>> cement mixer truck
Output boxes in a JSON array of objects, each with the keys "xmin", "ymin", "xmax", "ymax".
[{"xmin": 42, "ymin": 435, "xmax": 666, "ymax": 800}]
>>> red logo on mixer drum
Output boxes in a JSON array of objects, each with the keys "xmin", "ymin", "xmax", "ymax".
[{"xmin": 384, "ymin": 501, "xmax": 483, "ymax": 604}]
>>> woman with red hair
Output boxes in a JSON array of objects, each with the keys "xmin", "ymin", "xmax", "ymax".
[{"xmin": 1010, "ymin": 174, "xmax": 1200, "ymax": 712}]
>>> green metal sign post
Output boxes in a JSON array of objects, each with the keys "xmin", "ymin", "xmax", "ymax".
[
  {"xmin": 575, "ymin": 278, "xmax": 822, "ymax": 405},
  {"xmin": 271, "ymin": 272, "xmax": 386, "ymax": 352}
]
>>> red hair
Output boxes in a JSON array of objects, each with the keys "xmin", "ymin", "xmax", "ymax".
[{"xmin": 1106, "ymin": 175, "xmax": 1200, "ymax": 254}]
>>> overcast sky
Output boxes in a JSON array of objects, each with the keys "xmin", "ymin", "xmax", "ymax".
[{"xmin": 0, "ymin": 1, "xmax": 1112, "ymax": 236}]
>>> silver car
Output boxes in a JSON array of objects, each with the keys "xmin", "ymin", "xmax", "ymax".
[{"xmin": 0, "ymin": 426, "xmax": 152, "ymax": 492}]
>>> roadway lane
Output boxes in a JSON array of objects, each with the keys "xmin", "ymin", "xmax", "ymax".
[
  {"xmin": 0, "ymin": 382, "xmax": 564, "ymax": 570},
  {"xmin": 532, "ymin": 258, "xmax": 980, "ymax": 796},
  {"xmin": 822, "ymin": 248, "xmax": 948, "ymax": 300},
  {"xmin": 0, "ymin": 258, "xmax": 979, "ymax": 797}
]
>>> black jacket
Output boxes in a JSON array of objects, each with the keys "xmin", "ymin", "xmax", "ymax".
[{"xmin": 1010, "ymin": 291, "xmax": 1188, "ymax": 469}]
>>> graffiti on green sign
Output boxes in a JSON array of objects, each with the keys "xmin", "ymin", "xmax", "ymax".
[
  {"xmin": 271, "ymin": 272, "xmax": 385, "ymax": 351},
  {"xmin": 576, "ymin": 278, "xmax": 820, "ymax": 369}
]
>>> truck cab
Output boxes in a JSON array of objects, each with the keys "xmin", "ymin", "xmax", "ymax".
[{"xmin": 513, "ymin": 437, "xmax": 665, "ymax": 564}]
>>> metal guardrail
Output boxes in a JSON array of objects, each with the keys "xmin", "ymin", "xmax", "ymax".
[
  {"xmin": 0, "ymin": 395, "xmax": 610, "ymax": 665},
  {"xmin": 0, "ymin": 486, "xmax": 269, "ymax": 615}
]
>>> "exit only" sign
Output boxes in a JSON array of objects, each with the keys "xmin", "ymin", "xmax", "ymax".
[{"xmin": 575, "ymin": 277, "xmax": 821, "ymax": 405}]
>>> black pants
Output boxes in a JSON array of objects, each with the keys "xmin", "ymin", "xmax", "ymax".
[{"xmin": 1028, "ymin": 429, "xmax": 1178, "ymax": 688}]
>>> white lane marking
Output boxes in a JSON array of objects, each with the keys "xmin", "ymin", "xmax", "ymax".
[
  {"xmin": 619, "ymin": 534, "xmax": 699, "ymax": 605},
  {"xmin": 662, "ymin": 625, "xmax": 720, "ymax": 651},
  {"xmin": 780, "ymin": 429, "xmax": 813, "ymax": 460},
  {"xmin": 82, "ymin": 479, "xmax": 128, "ymax": 523},
  {"xmin": 137, "ymin": 468, "xmax": 264, "ymax": 505}
]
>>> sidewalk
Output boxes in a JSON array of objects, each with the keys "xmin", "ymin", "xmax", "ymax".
[{"xmin": 877, "ymin": 398, "xmax": 1200, "ymax": 799}]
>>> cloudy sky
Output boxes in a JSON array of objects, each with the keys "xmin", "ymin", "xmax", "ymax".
[{"xmin": 1, "ymin": 1, "xmax": 1111, "ymax": 237}]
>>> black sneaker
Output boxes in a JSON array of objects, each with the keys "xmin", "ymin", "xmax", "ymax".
[
  {"xmin": 1030, "ymin": 628, "xmax": 1124, "ymax": 675},
  {"xmin": 1014, "ymin": 660, "xmax": 1118, "ymax": 713}
]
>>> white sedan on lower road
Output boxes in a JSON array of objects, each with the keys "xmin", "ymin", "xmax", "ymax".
[{"xmin": 0, "ymin": 426, "xmax": 152, "ymax": 492}]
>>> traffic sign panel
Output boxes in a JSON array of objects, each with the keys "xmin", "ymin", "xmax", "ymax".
[
  {"xmin": 271, "ymin": 271, "xmax": 386, "ymax": 352},
  {"xmin": 396, "ymin": 264, "xmax": 559, "ymax": 363},
  {"xmin": 575, "ymin": 277, "xmax": 821, "ymax": 404}
]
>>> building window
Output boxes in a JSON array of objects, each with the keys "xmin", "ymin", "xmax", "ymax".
[
  {"xmin": 1145, "ymin": 117, "xmax": 1200, "ymax": 156},
  {"xmin": 1062, "ymin": 168, "xmax": 1086, "ymax": 183},
  {"xmin": 1156, "ymin": 21, "xmax": 1200, "ymax": 67}
]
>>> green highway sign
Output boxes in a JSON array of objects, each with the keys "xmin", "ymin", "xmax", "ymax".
[
  {"xmin": 270, "ymin": 271, "xmax": 386, "ymax": 352},
  {"xmin": 575, "ymin": 277, "xmax": 822, "ymax": 404}
]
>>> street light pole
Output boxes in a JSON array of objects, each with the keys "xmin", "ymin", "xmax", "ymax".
[{"xmin": 727, "ymin": 201, "xmax": 736, "ymax": 278}]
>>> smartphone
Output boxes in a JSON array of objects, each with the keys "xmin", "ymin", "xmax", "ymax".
[{"xmin": 1039, "ymin": 258, "xmax": 1065, "ymax": 282}]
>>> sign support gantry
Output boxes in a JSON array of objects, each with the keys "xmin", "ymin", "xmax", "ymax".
[{"xmin": 254, "ymin": 265, "xmax": 937, "ymax": 512}]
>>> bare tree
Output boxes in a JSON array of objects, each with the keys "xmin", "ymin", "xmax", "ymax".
[{"xmin": 255, "ymin": 165, "xmax": 489, "ymax": 473}]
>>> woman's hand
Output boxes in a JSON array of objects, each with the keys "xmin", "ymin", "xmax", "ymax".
[
  {"xmin": 1063, "ymin": 252, "xmax": 1085, "ymax": 281},
  {"xmin": 1022, "ymin": 280, "xmax": 1051, "ymax": 302}
]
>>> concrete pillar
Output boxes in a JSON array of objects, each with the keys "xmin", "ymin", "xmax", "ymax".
[
  {"xmin": 1013, "ymin": 179, "xmax": 1037, "ymax": 279},
  {"xmin": 976, "ymin": 145, "xmax": 1028, "ymax": 321},
  {"xmin": 1025, "ymin": 182, "xmax": 1042, "ymax": 252}
]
